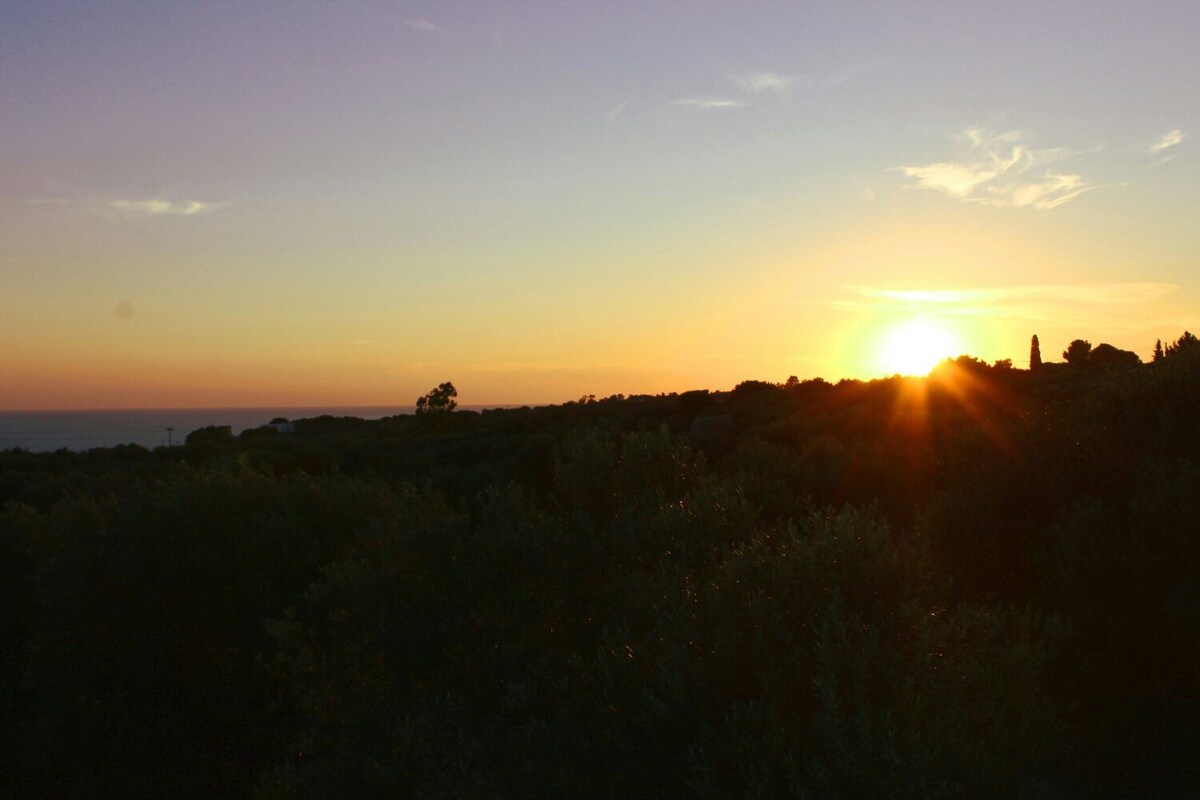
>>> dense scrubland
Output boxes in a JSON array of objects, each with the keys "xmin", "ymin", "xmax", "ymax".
[{"xmin": 3, "ymin": 339, "xmax": 1200, "ymax": 798}]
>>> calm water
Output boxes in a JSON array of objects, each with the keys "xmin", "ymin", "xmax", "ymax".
[{"xmin": 0, "ymin": 406, "xmax": 511, "ymax": 452}]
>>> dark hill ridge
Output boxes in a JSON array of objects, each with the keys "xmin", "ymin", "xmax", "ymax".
[{"xmin": 2, "ymin": 345, "xmax": 1199, "ymax": 798}]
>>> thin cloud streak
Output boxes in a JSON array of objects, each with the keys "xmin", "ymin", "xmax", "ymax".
[
  {"xmin": 835, "ymin": 282, "xmax": 1180, "ymax": 330},
  {"xmin": 28, "ymin": 192, "xmax": 219, "ymax": 220},
  {"xmin": 108, "ymin": 199, "xmax": 216, "ymax": 217},
  {"xmin": 728, "ymin": 60, "xmax": 887, "ymax": 97},
  {"xmin": 671, "ymin": 97, "xmax": 745, "ymax": 110},
  {"xmin": 899, "ymin": 128, "xmax": 1094, "ymax": 210},
  {"xmin": 405, "ymin": 19, "xmax": 440, "ymax": 32},
  {"xmin": 849, "ymin": 282, "xmax": 1177, "ymax": 307}
]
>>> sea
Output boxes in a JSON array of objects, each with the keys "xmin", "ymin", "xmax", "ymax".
[{"xmin": 0, "ymin": 406, "xmax": 519, "ymax": 453}]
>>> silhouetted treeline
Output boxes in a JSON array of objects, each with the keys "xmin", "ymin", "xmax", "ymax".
[{"xmin": 2, "ymin": 344, "xmax": 1199, "ymax": 798}]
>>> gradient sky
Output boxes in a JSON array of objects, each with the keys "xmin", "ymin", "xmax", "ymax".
[{"xmin": 2, "ymin": 1, "xmax": 1197, "ymax": 409}]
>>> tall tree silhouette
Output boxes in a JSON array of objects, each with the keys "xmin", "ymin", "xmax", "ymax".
[
  {"xmin": 1153, "ymin": 339, "xmax": 1164, "ymax": 362},
  {"xmin": 1029, "ymin": 335, "xmax": 1042, "ymax": 370}
]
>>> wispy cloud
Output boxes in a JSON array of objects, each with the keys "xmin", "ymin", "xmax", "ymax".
[
  {"xmin": 902, "ymin": 162, "xmax": 999, "ymax": 198},
  {"xmin": 731, "ymin": 71, "xmax": 795, "ymax": 94},
  {"xmin": 1008, "ymin": 173, "xmax": 1090, "ymax": 209},
  {"xmin": 671, "ymin": 97, "xmax": 745, "ymax": 110},
  {"xmin": 1149, "ymin": 129, "xmax": 1184, "ymax": 153},
  {"xmin": 405, "ymin": 19, "xmax": 440, "ymax": 32},
  {"xmin": 108, "ymin": 199, "xmax": 215, "ymax": 218},
  {"xmin": 899, "ymin": 128, "xmax": 1094, "ymax": 210}
]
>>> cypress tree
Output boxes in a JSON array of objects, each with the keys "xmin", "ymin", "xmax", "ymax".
[{"xmin": 1029, "ymin": 334, "xmax": 1042, "ymax": 370}]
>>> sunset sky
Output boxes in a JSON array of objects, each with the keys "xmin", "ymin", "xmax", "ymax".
[{"xmin": 2, "ymin": 1, "xmax": 1197, "ymax": 409}]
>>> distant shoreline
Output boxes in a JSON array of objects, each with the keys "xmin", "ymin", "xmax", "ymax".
[
  {"xmin": 0, "ymin": 404, "xmax": 531, "ymax": 414},
  {"xmin": 0, "ymin": 405, "xmax": 530, "ymax": 453}
]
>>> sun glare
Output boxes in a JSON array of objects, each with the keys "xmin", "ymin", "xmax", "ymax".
[{"xmin": 878, "ymin": 319, "xmax": 962, "ymax": 376}]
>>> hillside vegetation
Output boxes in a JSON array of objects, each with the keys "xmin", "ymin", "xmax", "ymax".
[{"xmin": 2, "ymin": 345, "xmax": 1199, "ymax": 798}]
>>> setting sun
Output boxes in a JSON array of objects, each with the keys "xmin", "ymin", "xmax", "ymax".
[{"xmin": 878, "ymin": 319, "xmax": 963, "ymax": 376}]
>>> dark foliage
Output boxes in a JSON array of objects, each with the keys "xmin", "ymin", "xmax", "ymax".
[
  {"xmin": 3, "ymin": 342, "xmax": 1200, "ymax": 797},
  {"xmin": 1165, "ymin": 330, "xmax": 1199, "ymax": 357},
  {"xmin": 1088, "ymin": 343, "xmax": 1140, "ymax": 369},
  {"xmin": 1063, "ymin": 338, "xmax": 1092, "ymax": 365}
]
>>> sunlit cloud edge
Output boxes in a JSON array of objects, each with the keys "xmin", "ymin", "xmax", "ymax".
[
  {"xmin": 898, "ymin": 127, "xmax": 1096, "ymax": 210},
  {"xmin": 1149, "ymin": 129, "xmax": 1184, "ymax": 153}
]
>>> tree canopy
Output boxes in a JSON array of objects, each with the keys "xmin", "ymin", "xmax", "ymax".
[
  {"xmin": 415, "ymin": 381, "xmax": 458, "ymax": 414},
  {"xmin": 1165, "ymin": 330, "xmax": 1199, "ymax": 358},
  {"xmin": 1063, "ymin": 339, "xmax": 1092, "ymax": 365}
]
